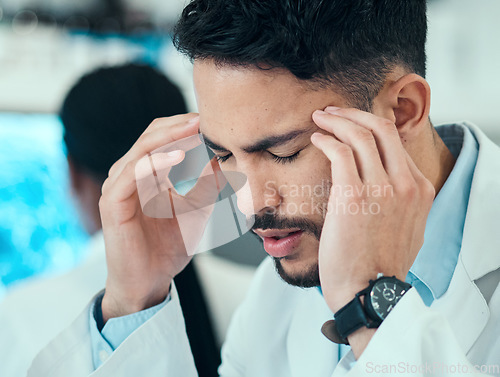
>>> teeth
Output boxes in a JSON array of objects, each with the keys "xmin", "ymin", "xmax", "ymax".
[{"xmin": 274, "ymin": 232, "xmax": 292, "ymax": 240}]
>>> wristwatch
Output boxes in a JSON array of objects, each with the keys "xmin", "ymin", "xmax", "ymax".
[{"xmin": 321, "ymin": 273, "xmax": 412, "ymax": 345}]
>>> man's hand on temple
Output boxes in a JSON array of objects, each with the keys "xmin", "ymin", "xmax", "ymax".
[
  {"xmin": 311, "ymin": 107, "xmax": 435, "ymax": 358},
  {"xmin": 99, "ymin": 114, "xmax": 225, "ymax": 323}
]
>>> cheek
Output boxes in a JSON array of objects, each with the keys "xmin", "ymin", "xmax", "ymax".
[
  {"xmin": 294, "ymin": 147, "xmax": 332, "ymax": 192},
  {"xmin": 276, "ymin": 154, "xmax": 332, "ymax": 218}
]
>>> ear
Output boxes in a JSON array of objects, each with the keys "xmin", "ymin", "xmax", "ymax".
[{"xmin": 374, "ymin": 73, "xmax": 431, "ymax": 138}]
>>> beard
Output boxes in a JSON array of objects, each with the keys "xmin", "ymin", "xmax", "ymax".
[
  {"xmin": 250, "ymin": 212, "xmax": 323, "ymax": 288},
  {"xmin": 273, "ymin": 257, "xmax": 320, "ymax": 288}
]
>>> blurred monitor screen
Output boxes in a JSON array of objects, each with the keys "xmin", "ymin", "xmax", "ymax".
[{"xmin": 0, "ymin": 112, "xmax": 88, "ymax": 290}]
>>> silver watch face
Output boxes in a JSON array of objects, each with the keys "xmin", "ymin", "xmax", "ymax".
[{"xmin": 369, "ymin": 279, "xmax": 408, "ymax": 320}]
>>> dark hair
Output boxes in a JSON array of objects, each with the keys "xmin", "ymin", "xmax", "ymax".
[
  {"xmin": 60, "ymin": 63, "xmax": 187, "ymax": 182},
  {"xmin": 174, "ymin": 0, "xmax": 427, "ymax": 110}
]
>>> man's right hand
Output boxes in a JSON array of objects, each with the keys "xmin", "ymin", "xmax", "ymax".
[{"xmin": 99, "ymin": 114, "xmax": 224, "ymax": 323}]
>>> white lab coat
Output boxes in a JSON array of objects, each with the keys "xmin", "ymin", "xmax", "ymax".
[
  {"xmin": 28, "ymin": 123, "xmax": 500, "ymax": 377},
  {"xmin": 0, "ymin": 232, "xmax": 107, "ymax": 377}
]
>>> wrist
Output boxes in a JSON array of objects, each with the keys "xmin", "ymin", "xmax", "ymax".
[
  {"xmin": 325, "ymin": 269, "xmax": 407, "ymax": 313},
  {"xmin": 324, "ymin": 281, "xmax": 370, "ymax": 314},
  {"xmin": 102, "ymin": 284, "xmax": 171, "ymax": 324},
  {"xmin": 324, "ymin": 274, "xmax": 411, "ymax": 348}
]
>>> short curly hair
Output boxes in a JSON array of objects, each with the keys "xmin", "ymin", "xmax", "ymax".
[{"xmin": 174, "ymin": 0, "xmax": 427, "ymax": 111}]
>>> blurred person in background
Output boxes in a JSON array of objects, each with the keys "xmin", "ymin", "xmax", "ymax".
[{"xmin": 0, "ymin": 63, "xmax": 220, "ymax": 377}]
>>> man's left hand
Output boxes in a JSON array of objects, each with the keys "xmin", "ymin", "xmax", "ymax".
[{"xmin": 311, "ymin": 107, "xmax": 435, "ymax": 355}]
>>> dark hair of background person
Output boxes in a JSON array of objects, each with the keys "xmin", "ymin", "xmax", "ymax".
[
  {"xmin": 60, "ymin": 63, "xmax": 188, "ymax": 184},
  {"xmin": 60, "ymin": 63, "xmax": 221, "ymax": 377},
  {"xmin": 174, "ymin": 0, "xmax": 427, "ymax": 111}
]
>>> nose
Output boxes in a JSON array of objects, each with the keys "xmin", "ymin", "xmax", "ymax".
[{"xmin": 234, "ymin": 170, "xmax": 281, "ymax": 219}]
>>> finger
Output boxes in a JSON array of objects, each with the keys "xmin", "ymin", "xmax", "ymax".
[
  {"xmin": 142, "ymin": 113, "xmax": 199, "ymax": 135},
  {"xmin": 323, "ymin": 109, "xmax": 434, "ymax": 202},
  {"xmin": 154, "ymin": 133, "xmax": 202, "ymax": 155},
  {"xmin": 134, "ymin": 150, "xmax": 193, "ymax": 219},
  {"xmin": 115, "ymin": 117, "xmax": 199, "ymax": 178},
  {"xmin": 323, "ymin": 107, "xmax": 409, "ymax": 177},
  {"xmin": 135, "ymin": 151, "xmax": 185, "ymax": 181},
  {"xmin": 108, "ymin": 115, "xmax": 196, "ymax": 177},
  {"xmin": 103, "ymin": 159, "xmax": 141, "ymax": 205},
  {"xmin": 404, "ymin": 149, "xmax": 434, "ymax": 197},
  {"xmin": 312, "ymin": 110, "xmax": 387, "ymax": 182},
  {"xmin": 310, "ymin": 132, "xmax": 362, "ymax": 187},
  {"xmin": 108, "ymin": 115, "xmax": 199, "ymax": 179},
  {"xmin": 102, "ymin": 150, "xmax": 186, "ymax": 211},
  {"xmin": 108, "ymin": 117, "xmax": 200, "ymax": 185}
]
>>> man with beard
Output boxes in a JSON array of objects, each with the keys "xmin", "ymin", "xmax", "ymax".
[{"xmin": 30, "ymin": 1, "xmax": 500, "ymax": 376}]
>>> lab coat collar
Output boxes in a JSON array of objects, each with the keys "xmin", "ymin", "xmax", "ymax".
[
  {"xmin": 431, "ymin": 122, "xmax": 500, "ymax": 354},
  {"xmin": 431, "ymin": 258, "xmax": 489, "ymax": 354},
  {"xmin": 460, "ymin": 122, "xmax": 500, "ymax": 281}
]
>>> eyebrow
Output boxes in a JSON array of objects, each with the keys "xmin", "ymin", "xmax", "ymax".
[{"xmin": 202, "ymin": 129, "xmax": 310, "ymax": 154}]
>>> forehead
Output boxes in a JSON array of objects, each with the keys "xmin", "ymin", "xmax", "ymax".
[{"xmin": 193, "ymin": 60, "xmax": 346, "ymax": 142}]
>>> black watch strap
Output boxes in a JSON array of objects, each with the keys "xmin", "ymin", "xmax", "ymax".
[
  {"xmin": 334, "ymin": 295, "xmax": 372, "ymax": 341},
  {"xmin": 322, "ymin": 275, "xmax": 412, "ymax": 345},
  {"xmin": 321, "ymin": 295, "xmax": 373, "ymax": 345}
]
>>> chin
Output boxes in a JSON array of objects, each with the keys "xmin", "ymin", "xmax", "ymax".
[{"xmin": 273, "ymin": 257, "xmax": 320, "ymax": 288}]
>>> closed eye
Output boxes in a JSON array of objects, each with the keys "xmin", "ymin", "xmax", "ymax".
[
  {"xmin": 215, "ymin": 150, "xmax": 302, "ymax": 164},
  {"xmin": 271, "ymin": 150, "xmax": 301, "ymax": 164}
]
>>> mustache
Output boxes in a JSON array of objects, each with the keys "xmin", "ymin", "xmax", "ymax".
[{"xmin": 248, "ymin": 213, "xmax": 322, "ymax": 240}]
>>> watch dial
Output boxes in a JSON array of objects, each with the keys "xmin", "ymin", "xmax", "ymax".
[{"xmin": 369, "ymin": 279, "xmax": 408, "ymax": 320}]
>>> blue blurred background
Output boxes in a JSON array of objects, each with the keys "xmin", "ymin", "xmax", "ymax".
[{"xmin": 0, "ymin": 113, "xmax": 88, "ymax": 290}]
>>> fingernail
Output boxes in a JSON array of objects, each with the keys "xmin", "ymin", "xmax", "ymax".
[
  {"xmin": 310, "ymin": 132, "xmax": 324, "ymax": 143},
  {"xmin": 166, "ymin": 150, "xmax": 182, "ymax": 157},
  {"xmin": 324, "ymin": 106, "xmax": 340, "ymax": 113},
  {"xmin": 186, "ymin": 116, "xmax": 199, "ymax": 126}
]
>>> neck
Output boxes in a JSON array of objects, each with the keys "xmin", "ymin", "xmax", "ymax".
[
  {"xmin": 419, "ymin": 126, "xmax": 456, "ymax": 196},
  {"xmin": 434, "ymin": 134, "xmax": 456, "ymax": 195}
]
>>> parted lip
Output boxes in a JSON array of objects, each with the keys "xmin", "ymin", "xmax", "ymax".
[{"xmin": 252, "ymin": 228, "xmax": 302, "ymax": 239}]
